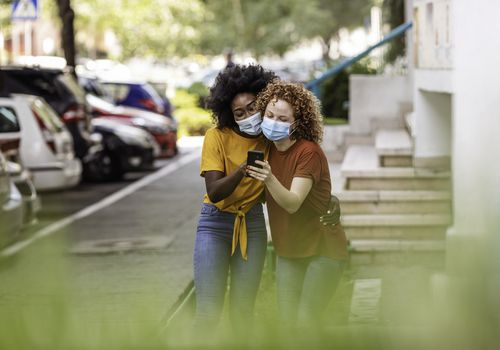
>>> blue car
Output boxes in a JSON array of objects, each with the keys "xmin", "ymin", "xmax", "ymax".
[{"xmin": 97, "ymin": 80, "xmax": 173, "ymax": 119}]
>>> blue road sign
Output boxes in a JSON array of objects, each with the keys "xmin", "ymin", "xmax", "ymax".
[{"xmin": 12, "ymin": 0, "xmax": 38, "ymax": 21}]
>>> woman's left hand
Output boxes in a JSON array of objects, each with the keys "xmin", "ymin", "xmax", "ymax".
[{"xmin": 247, "ymin": 160, "xmax": 272, "ymax": 184}]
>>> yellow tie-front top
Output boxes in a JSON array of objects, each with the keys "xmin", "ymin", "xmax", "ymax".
[{"xmin": 200, "ymin": 127, "xmax": 269, "ymax": 259}]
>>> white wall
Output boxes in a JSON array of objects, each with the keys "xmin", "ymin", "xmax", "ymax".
[
  {"xmin": 413, "ymin": 0, "xmax": 453, "ymax": 70},
  {"xmin": 452, "ymin": 0, "xmax": 500, "ymax": 236},
  {"xmin": 414, "ymin": 90, "xmax": 451, "ymax": 160},
  {"xmin": 349, "ymin": 75, "xmax": 412, "ymax": 135}
]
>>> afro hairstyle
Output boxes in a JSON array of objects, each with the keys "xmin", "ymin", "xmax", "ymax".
[{"xmin": 206, "ymin": 64, "xmax": 277, "ymax": 129}]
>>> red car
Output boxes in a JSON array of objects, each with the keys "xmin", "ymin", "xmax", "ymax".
[{"xmin": 86, "ymin": 94, "xmax": 177, "ymax": 158}]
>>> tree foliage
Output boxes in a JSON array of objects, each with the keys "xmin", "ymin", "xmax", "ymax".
[
  {"xmin": 306, "ymin": 0, "xmax": 375, "ymax": 63},
  {"xmin": 69, "ymin": 0, "xmax": 377, "ymax": 61},
  {"xmin": 73, "ymin": 0, "xmax": 206, "ymax": 59},
  {"xmin": 1, "ymin": 0, "xmax": 382, "ymax": 62},
  {"xmin": 199, "ymin": 0, "xmax": 315, "ymax": 58}
]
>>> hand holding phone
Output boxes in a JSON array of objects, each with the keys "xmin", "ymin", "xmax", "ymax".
[{"xmin": 247, "ymin": 150, "xmax": 264, "ymax": 169}]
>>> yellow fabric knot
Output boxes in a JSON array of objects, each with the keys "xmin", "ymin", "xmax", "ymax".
[{"xmin": 231, "ymin": 209, "xmax": 248, "ymax": 260}]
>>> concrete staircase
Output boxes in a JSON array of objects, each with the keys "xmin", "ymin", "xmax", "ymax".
[{"xmin": 336, "ymin": 118, "xmax": 452, "ymax": 254}]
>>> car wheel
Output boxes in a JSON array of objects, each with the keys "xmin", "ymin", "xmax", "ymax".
[{"xmin": 83, "ymin": 150, "xmax": 124, "ymax": 182}]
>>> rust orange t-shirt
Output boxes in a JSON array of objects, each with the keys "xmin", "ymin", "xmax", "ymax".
[{"xmin": 266, "ymin": 139, "xmax": 348, "ymax": 260}]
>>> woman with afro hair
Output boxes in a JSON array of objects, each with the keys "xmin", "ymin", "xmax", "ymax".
[{"xmin": 193, "ymin": 64, "xmax": 276, "ymax": 331}]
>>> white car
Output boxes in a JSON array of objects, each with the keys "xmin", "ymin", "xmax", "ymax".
[{"xmin": 0, "ymin": 95, "xmax": 82, "ymax": 191}]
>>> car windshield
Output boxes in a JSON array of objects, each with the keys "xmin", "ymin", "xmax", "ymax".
[
  {"xmin": 31, "ymin": 99, "xmax": 64, "ymax": 133},
  {"xmin": 100, "ymin": 83, "xmax": 130, "ymax": 103},
  {"xmin": 142, "ymin": 83, "xmax": 164, "ymax": 103},
  {"xmin": 0, "ymin": 106, "xmax": 21, "ymax": 133}
]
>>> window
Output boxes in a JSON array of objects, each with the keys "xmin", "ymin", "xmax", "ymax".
[
  {"xmin": 100, "ymin": 83, "xmax": 130, "ymax": 103},
  {"xmin": 31, "ymin": 99, "xmax": 64, "ymax": 133},
  {"xmin": 0, "ymin": 106, "xmax": 20, "ymax": 133}
]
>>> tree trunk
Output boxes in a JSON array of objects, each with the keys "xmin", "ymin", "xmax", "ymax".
[{"xmin": 56, "ymin": 0, "xmax": 76, "ymax": 72}]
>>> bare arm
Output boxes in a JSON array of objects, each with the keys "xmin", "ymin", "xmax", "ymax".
[
  {"xmin": 204, "ymin": 165, "xmax": 246, "ymax": 203},
  {"xmin": 247, "ymin": 160, "xmax": 313, "ymax": 214}
]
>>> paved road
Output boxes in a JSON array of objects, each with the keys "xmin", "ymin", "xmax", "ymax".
[{"xmin": 0, "ymin": 145, "xmax": 205, "ymax": 334}]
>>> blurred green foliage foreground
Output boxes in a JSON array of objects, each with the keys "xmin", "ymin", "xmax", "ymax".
[{"xmin": 1, "ymin": 226, "xmax": 499, "ymax": 349}]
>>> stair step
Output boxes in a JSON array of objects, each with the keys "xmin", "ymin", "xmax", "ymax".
[
  {"xmin": 341, "ymin": 145, "xmax": 378, "ymax": 174},
  {"xmin": 341, "ymin": 214, "xmax": 451, "ymax": 226},
  {"xmin": 350, "ymin": 239, "xmax": 445, "ymax": 252},
  {"xmin": 336, "ymin": 190, "xmax": 451, "ymax": 201},
  {"xmin": 375, "ymin": 129, "xmax": 413, "ymax": 167},
  {"xmin": 341, "ymin": 146, "xmax": 450, "ymax": 190},
  {"xmin": 346, "ymin": 177, "xmax": 450, "ymax": 191},
  {"xmin": 380, "ymin": 155, "xmax": 413, "ymax": 167},
  {"xmin": 342, "ymin": 214, "xmax": 450, "ymax": 240},
  {"xmin": 375, "ymin": 129, "xmax": 413, "ymax": 156},
  {"xmin": 341, "ymin": 146, "xmax": 448, "ymax": 178},
  {"xmin": 341, "ymin": 200, "xmax": 451, "ymax": 214},
  {"xmin": 344, "ymin": 133, "xmax": 374, "ymax": 147},
  {"xmin": 344, "ymin": 226, "xmax": 447, "ymax": 240},
  {"xmin": 336, "ymin": 190, "xmax": 451, "ymax": 214}
]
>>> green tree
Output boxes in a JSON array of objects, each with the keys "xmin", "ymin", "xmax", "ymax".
[
  {"xmin": 73, "ymin": 0, "xmax": 206, "ymax": 60},
  {"xmin": 305, "ymin": 0, "xmax": 375, "ymax": 64},
  {"xmin": 199, "ymin": 0, "xmax": 317, "ymax": 59}
]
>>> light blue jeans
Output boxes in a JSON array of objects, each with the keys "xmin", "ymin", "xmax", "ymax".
[
  {"xmin": 276, "ymin": 255, "xmax": 344, "ymax": 328},
  {"xmin": 193, "ymin": 203, "xmax": 267, "ymax": 330}
]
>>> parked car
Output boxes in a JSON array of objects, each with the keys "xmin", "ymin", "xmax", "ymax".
[
  {"xmin": 0, "ymin": 94, "xmax": 82, "ymax": 191},
  {"xmin": 0, "ymin": 150, "xmax": 23, "ymax": 248},
  {"xmin": 81, "ymin": 76, "xmax": 174, "ymax": 119},
  {"xmin": 0, "ymin": 66, "xmax": 104, "ymax": 181},
  {"xmin": 0, "ymin": 106, "xmax": 41, "ymax": 225},
  {"xmin": 89, "ymin": 118, "xmax": 157, "ymax": 180},
  {"xmin": 86, "ymin": 94, "xmax": 178, "ymax": 158}
]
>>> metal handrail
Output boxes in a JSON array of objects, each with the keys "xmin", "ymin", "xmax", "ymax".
[{"xmin": 306, "ymin": 21, "xmax": 413, "ymax": 97}]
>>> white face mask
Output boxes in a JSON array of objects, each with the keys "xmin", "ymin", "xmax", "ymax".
[{"xmin": 235, "ymin": 112, "xmax": 262, "ymax": 135}]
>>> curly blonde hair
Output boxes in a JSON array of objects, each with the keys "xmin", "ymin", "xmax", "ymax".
[{"xmin": 256, "ymin": 80, "xmax": 323, "ymax": 143}]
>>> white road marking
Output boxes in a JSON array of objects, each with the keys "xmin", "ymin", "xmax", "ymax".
[{"xmin": 1, "ymin": 149, "xmax": 201, "ymax": 258}]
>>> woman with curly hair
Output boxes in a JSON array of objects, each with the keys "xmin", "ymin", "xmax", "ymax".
[
  {"xmin": 193, "ymin": 64, "xmax": 276, "ymax": 331},
  {"xmin": 247, "ymin": 80, "xmax": 349, "ymax": 328}
]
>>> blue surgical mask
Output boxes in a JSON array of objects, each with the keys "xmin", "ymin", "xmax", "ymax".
[
  {"xmin": 261, "ymin": 118, "xmax": 293, "ymax": 141},
  {"xmin": 236, "ymin": 112, "xmax": 262, "ymax": 135}
]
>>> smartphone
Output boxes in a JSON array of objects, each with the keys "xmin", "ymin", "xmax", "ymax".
[{"xmin": 247, "ymin": 150, "xmax": 264, "ymax": 169}]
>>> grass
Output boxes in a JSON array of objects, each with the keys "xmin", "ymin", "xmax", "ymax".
[{"xmin": 323, "ymin": 117, "xmax": 348, "ymax": 126}]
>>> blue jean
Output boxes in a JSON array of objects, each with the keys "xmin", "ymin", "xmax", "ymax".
[
  {"xmin": 193, "ymin": 203, "xmax": 267, "ymax": 330},
  {"xmin": 276, "ymin": 255, "xmax": 344, "ymax": 328}
]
